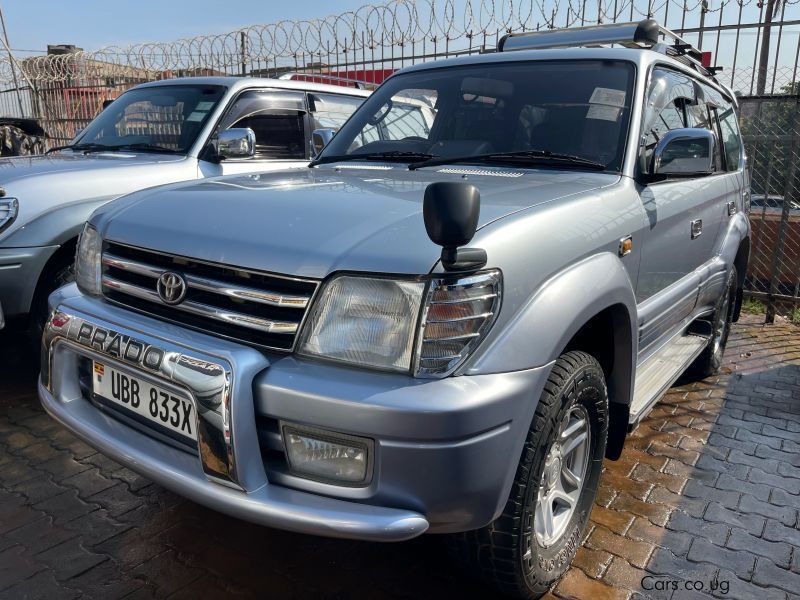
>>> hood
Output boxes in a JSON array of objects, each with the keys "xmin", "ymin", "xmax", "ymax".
[
  {"xmin": 0, "ymin": 151, "xmax": 194, "ymax": 245},
  {"xmin": 0, "ymin": 151, "xmax": 186, "ymax": 183},
  {"xmin": 97, "ymin": 166, "xmax": 619, "ymax": 278}
]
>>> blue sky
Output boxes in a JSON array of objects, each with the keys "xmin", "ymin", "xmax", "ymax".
[
  {"xmin": 2, "ymin": 0, "xmax": 369, "ymax": 52},
  {"xmin": 2, "ymin": 0, "xmax": 797, "ymax": 79}
]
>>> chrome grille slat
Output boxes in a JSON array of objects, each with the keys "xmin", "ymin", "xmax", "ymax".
[
  {"xmin": 102, "ymin": 254, "xmax": 310, "ymax": 308},
  {"xmin": 102, "ymin": 276, "xmax": 298, "ymax": 334},
  {"xmin": 100, "ymin": 242, "xmax": 318, "ymax": 351}
]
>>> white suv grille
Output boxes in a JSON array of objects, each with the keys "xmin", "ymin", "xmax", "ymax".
[{"xmin": 101, "ymin": 241, "xmax": 318, "ymax": 351}]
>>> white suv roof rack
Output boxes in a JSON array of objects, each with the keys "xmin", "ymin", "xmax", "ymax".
[{"xmin": 498, "ymin": 19, "xmax": 717, "ymax": 78}]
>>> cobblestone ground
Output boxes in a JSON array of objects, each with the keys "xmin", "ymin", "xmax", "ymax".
[{"xmin": 0, "ymin": 314, "xmax": 799, "ymax": 599}]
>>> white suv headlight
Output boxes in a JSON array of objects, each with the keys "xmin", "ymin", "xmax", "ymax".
[
  {"xmin": 75, "ymin": 223, "xmax": 102, "ymax": 295},
  {"xmin": 298, "ymin": 270, "xmax": 502, "ymax": 377},
  {"xmin": 299, "ymin": 275, "xmax": 426, "ymax": 372}
]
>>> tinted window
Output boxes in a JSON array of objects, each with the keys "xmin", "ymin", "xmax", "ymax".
[
  {"xmin": 76, "ymin": 85, "xmax": 226, "ymax": 153},
  {"xmin": 217, "ymin": 90, "xmax": 307, "ymax": 159}
]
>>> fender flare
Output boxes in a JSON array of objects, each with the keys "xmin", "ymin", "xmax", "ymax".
[{"xmin": 467, "ymin": 252, "xmax": 638, "ymax": 407}]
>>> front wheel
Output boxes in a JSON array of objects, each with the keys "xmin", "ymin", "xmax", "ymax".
[{"xmin": 449, "ymin": 351, "xmax": 609, "ymax": 599}]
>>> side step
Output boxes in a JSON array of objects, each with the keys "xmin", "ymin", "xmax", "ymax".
[{"xmin": 628, "ymin": 333, "xmax": 709, "ymax": 429}]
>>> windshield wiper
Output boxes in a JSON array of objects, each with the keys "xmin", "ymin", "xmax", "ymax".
[
  {"xmin": 309, "ymin": 151, "xmax": 437, "ymax": 167},
  {"xmin": 408, "ymin": 150, "xmax": 607, "ymax": 171},
  {"xmin": 45, "ymin": 142, "xmax": 114, "ymax": 155},
  {"xmin": 87, "ymin": 143, "xmax": 179, "ymax": 154},
  {"xmin": 45, "ymin": 142, "xmax": 179, "ymax": 155}
]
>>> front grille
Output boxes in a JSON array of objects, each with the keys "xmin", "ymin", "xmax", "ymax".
[{"xmin": 101, "ymin": 241, "xmax": 318, "ymax": 351}]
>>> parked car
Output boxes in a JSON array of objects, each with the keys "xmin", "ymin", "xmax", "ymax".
[
  {"xmin": 0, "ymin": 77, "xmax": 369, "ymax": 333},
  {"xmin": 40, "ymin": 20, "xmax": 750, "ymax": 599}
]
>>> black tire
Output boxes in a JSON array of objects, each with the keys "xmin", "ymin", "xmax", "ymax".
[
  {"xmin": 448, "ymin": 351, "xmax": 609, "ymax": 599},
  {"xmin": 28, "ymin": 254, "xmax": 75, "ymax": 353},
  {"xmin": 691, "ymin": 268, "xmax": 737, "ymax": 379}
]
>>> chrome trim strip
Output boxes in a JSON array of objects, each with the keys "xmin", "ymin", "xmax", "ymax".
[
  {"xmin": 102, "ymin": 276, "xmax": 298, "ymax": 335},
  {"xmin": 42, "ymin": 310, "xmax": 241, "ymax": 489},
  {"xmin": 426, "ymin": 311, "xmax": 494, "ymax": 324},
  {"xmin": 103, "ymin": 254, "xmax": 310, "ymax": 308},
  {"xmin": 428, "ymin": 293, "xmax": 498, "ymax": 305},
  {"xmin": 105, "ymin": 240, "xmax": 317, "ymax": 285},
  {"xmin": 418, "ymin": 355, "xmax": 462, "ymax": 362},
  {"xmin": 424, "ymin": 332, "xmax": 482, "ymax": 342}
]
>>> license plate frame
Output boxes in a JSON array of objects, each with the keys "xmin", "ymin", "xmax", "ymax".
[{"xmin": 91, "ymin": 360, "xmax": 198, "ymax": 445}]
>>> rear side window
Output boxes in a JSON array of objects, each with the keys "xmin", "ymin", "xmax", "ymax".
[
  {"xmin": 217, "ymin": 89, "xmax": 307, "ymax": 160},
  {"xmin": 718, "ymin": 104, "xmax": 742, "ymax": 171}
]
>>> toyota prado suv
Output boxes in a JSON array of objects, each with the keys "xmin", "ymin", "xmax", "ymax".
[{"xmin": 39, "ymin": 20, "xmax": 749, "ymax": 599}]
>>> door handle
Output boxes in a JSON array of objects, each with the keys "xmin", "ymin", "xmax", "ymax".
[
  {"xmin": 691, "ymin": 219, "xmax": 703, "ymax": 239},
  {"xmin": 727, "ymin": 200, "xmax": 737, "ymax": 216}
]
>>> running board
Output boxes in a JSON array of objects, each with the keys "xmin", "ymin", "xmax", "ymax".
[{"xmin": 628, "ymin": 333, "xmax": 709, "ymax": 429}]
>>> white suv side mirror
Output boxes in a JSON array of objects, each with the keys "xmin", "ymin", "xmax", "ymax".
[
  {"xmin": 652, "ymin": 128, "xmax": 716, "ymax": 176},
  {"xmin": 217, "ymin": 128, "xmax": 256, "ymax": 159}
]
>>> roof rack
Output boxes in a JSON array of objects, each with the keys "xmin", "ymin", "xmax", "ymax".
[
  {"xmin": 498, "ymin": 19, "xmax": 714, "ymax": 78},
  {"xmin": 276, "ymin": 72, "xmax": 373, "ymax": 90}
]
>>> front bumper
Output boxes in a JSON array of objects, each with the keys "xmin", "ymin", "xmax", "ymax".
[{"xmin": 40, "ymin": 286, "xmax": 551, "ymax": 539}]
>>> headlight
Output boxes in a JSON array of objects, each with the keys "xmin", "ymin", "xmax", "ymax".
[
  {"xmin": 0, "ymin": 197, "xmax": 18, "ymax": 234},
  {"xmin": 75, "ymin": 223, "xmax": 102, "ymax": 295},
  {"xmin": 298, "ymin": 275, "xmax": 426, "ymax": 372},
  {"xmin": 298, "ymin": 270, "xmax": 502, "ymax": 377}
]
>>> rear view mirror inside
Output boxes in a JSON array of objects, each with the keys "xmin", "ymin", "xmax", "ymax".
[
  {"xmin": 149, "ymin": 95, "xmax": 177, "ymax": 107},
  {"xmin": 460, "ymin": 77, "xmax": 514, "ymax": 99}
]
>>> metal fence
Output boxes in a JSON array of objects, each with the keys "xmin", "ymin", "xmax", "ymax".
[
  {"xmin": 0, "ymin": 0, "xmax": 798, "ymax": 317},
  {"xmin": 740, "ymin": 93, "xmax": 800, "ymax": 321}
]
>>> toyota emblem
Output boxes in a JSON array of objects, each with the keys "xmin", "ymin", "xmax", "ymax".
[{"xmin": 156, "ymin": 271, "xmax": 187, "ymax": 305}]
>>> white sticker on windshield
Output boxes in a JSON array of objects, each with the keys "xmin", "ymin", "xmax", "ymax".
[
  {"xmin": 196, "ymin": 101, "xmax": 214, "ymax": 110},
  {"xmin": 589, "ymin": 87, "xmax": 627, "ymax": 107},
  {"xmin": 586, "ymin": 104, "xmax": 622, "ymax": 122},
  {"xmin": 186, "ymin": 111, "xmax": 206, "ymax": 122}
]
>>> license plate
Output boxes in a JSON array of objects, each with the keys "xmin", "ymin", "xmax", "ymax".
[{"xmin": 92, "ymin": 361, "xmax": 197, "ymax": 442}]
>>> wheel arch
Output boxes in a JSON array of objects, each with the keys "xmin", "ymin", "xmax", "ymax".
[
  {"xmin": 466, "ymin": 253, "xmax": 638, "ymax": 459},
  {"xmin": 29, "ymin": 235, "xmax": 78, "ymax": 322}
]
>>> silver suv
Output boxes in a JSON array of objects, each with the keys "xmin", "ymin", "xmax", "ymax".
[
  {"xmin": 0, "ymin": 76, "xmax": 368, "ymax": 333},
  {"xmin": 40, "ymin": 21, "xmax": 750, "ymax": 599}
]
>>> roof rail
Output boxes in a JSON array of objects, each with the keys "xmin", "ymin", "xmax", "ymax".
[
  {"xmin": 276, "ymin": 72, "xmax": 374, "ymax": 90},
  {"xmin": 498, "ymin": 19, "xmax": 710, "ymax": 74}
]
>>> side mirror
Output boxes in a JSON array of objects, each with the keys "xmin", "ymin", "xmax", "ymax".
[
  {"xmin": 652, "ymin": 128, "xmax": 715, "ymax": 177},
  {"xmin": 423, "ymin": 182, "xmax": 487, "ymax": 272},
  {"xmin": 312, "ymin": 128, "xmax": 336, "ymax": 156},
  {"xmin": 217, "ymin": 128, "xmax": 256, "ymax": 159}
]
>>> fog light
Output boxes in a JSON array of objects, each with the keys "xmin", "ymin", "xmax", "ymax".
[{"xmin": 281, "ymin": 423, "xmax": 373, "ymax": 485}]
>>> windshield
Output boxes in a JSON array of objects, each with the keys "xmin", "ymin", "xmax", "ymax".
[
  {"xmin": 74, "ymin": 84, "xmax": 226, "ymax": 154},
  {"xmin": 320, "ymin": 60, "xmax": 635, "ymax": 171}
]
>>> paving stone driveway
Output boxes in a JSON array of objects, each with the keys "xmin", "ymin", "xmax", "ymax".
[{"xmin": 0, "ymin": 314, "xmax": 799, "ymax": 599}]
